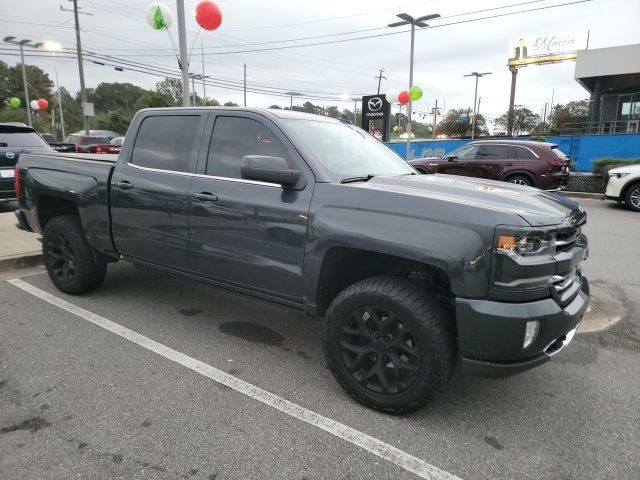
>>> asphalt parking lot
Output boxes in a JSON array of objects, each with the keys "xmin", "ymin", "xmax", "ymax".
[{"xmin": 1, "ymin": 197, "xmax": 639, "ymax": 480}]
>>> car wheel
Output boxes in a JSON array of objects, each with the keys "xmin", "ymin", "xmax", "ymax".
[
  {"xmin": 323, "ymin": 276, "xmax": 456, "ymax": 414},
  {"xmin": 43, "ymin": 215, "xmax": 107, "ymax": 294},
  {"xmin": 624, "ymin": 182, "xmax": 640, "ymax": 212},
  {"xmin": 506, "ymin": 174, "xmax": 533, "ymax": 186}
]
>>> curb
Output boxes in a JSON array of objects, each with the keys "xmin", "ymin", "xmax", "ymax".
[
  {"xmin": 0, "ymin": 252, "xmax": 43, "ymax": 273},
  {"xmin": 557, "ymin": 191, "xmax": 605, "ymax": 200}
]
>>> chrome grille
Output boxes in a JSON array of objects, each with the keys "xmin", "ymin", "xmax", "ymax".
[
  {"xmin": 554, "ymin": 227, "xmax": 579, "ymax": 253},
  {"xmin": 550, "ymin": 269, "xmax": 581, "ymax": 306}
]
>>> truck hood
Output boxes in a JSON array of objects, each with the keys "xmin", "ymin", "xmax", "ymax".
[{"xmin": 351, "ymin": 174, "xmax": 584, "ymax": 227}]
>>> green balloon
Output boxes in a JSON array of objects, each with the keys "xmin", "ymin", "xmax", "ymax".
[
  {"xmin": 9, "ymin": 97, "xmax": 21, "ymax": 108},
  {"xmin": 409, "ymin": 86, "xmax": 423, "ymax": 101},
  {"xmin": 393, "ymin": 125, "xmax": 399, "ymax": 132}
]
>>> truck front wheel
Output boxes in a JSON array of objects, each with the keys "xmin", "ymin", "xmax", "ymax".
[
  {"xmin": 323, "ymin": 276, "xmax": 456, "ymax": 414},
  {"xmin": 43, "ymin": 215, "xmax": 107, "ymax": 294}
]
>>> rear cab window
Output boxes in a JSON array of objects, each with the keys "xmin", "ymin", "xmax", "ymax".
[{"xmin": 130, "ymin": 115, "xmax": 203, "ymax": 173}]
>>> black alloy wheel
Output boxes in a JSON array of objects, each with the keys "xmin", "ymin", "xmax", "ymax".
[
  {"xmin": 338, "ymin": 306, "xmax": 421, "ymax": 395},
  {"xmin": 43, "ymin": 215, "xmax": 107, "ymax": 294},
  {"xmin": 323, "ymin": 276, "xmax": 456, "ymax": 414},
  {"xmin": 46, "ymin": 230, "xmax": 77, "ymax": 283}
]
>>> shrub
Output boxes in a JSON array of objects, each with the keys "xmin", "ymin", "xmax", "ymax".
[
  {"xmin": 528, "ymin": 135, "xmax": 546, "ymax": 142},
  {"xmin": 591, "ymin": 157, "xmax": 640, "ymax": 177}
]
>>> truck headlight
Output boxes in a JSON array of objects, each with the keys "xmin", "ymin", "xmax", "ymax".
[{"xmin": 496, "ymin": 233, "xmax": 556, "ymax": 257}]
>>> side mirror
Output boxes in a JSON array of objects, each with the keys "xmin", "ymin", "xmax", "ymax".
[
  {"xmin": 447, "ymin": 155, "xmax": 458, "ymax": 162},
  {"xmin": 241, "ymin": 155, "xmax": 301, "ymax": 187}
]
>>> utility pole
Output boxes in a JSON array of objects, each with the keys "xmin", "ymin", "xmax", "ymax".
[
  {"xmin": 431, "ymin": 99, "xmax": 439, "ymax": 140},
  {"xmin": 506, "ymin": 66, "xmax": 518, "ymax": 137},
  {"xmin": 243, "ymin": 64, "xmax": 247, "ymax": 107},
  {"xmin": 191, "ymin": 76, "xmax": 196, "ymax": 106},
  {"xmin": 548, "ymin": 88, "xmax": 555, "ymax": 134},
  {"xmin": 375, "ymin": 68, "xmax": 386, "ymax": 95},
  {"xmin": 62, "ymin": 0, "xmax": 92, "ymax": 134},
  {"xmin": 176, "ymin": 0, "xmax": 190, "ymax": 107},
  {"xmin": 286, "ymin": 91, "xmax": 301, "ymax": 109}
]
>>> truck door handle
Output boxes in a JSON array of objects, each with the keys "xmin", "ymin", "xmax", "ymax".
[
  {"xmin": 194, "ymin": 192, "xmax": 218, "ymax": 202},
  {"xmin": 113, "ymin": 180, "xmax": 134, "ymax": 190}
]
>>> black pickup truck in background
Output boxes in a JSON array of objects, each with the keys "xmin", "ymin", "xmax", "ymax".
[
  {"xmin": 0, "ymin": 123, "xmax": 52, "ymax": 201},
  {"xmin": 14, "ymin": 107, "xmax": 590, "ymax": 413}
]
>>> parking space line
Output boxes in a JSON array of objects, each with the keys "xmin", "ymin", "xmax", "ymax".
[{"xmin": 8, "ymin": 278, "xmax": 463, "ymax": 480}]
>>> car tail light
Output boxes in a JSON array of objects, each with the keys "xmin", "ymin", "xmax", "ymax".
[
  {"xmin": 14, "ymin": 166, "xmax": 22, "ymax": 198},
  {"xmin": 96, "ymin": 146, "xmax": 102, "ymax": 154},
  {"xmin": 75, "ymin": 145, "xmax": 79, "ymax": 153},
  {"xmin": 548, "ymin": 160, "xmax": 565, "ymax": 168}
]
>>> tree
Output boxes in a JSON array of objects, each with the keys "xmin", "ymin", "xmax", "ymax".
[
  {"xmin": 97, "ymin": 111, "xmax": 130, "ymax": 134},
  {"xmin": 438, "ymin": 108, "xmax": 487, "ymax": 138},
  {"xmin": 204, "ymin": 98, "xmax": 220, "ymax": 106},
  {"xmin": 134, "ymin": 91, "xmax": 172, "ymax": 110},
  {"xmin": 494, "ymin": 107, "xmax": 539, "ymax": 136},
  {"xmin": 92, "ymin": 82, "xmax": 146, "ymax": 113},
  {"xmin": 155, "ymin": 77, "xmax": 182, "ymax": 106},
  {"xmin": 1, "ymin": 61, "xmax": 54, "ymax": 106},
  {"xmin": 223, "ymin": 101, "xmax": 238, "ymax": 107},
  {"xmin": 549, "ymin": 100, "xmax": 589, "ymax": 132},
  {"xmin": 326, "ymin": 106, "xmax": 339, "ymax": 118},
  {"xmin": 269, "ymin": 104, "xmax": 282, "ymax": 109}
]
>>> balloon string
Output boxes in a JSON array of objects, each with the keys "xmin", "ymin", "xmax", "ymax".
[
  {"xmin": 187, "ymin": 27, "xmax": 202, "ymax": 66},
  {"xmin": 165, "ymin": 27, "xmax": 181, "ymax": 67}
]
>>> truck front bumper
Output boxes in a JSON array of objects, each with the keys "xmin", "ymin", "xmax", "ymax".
[{"xmin": 456, "ymin": 274, "xmax": 589, "ymax": 378}]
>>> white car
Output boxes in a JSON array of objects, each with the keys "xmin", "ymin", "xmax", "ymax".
[{"xmin": 605, "ymin": 164, "xmax": 640, "ymax": 212}]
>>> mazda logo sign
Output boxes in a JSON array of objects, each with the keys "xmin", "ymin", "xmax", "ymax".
[
  {"xmin": 368, "ymin": 97, "xmax": 383, "ymax": 112},
  {"xmin": 6, "ymin": 152, "xmax": 14, "ymax": 159}
]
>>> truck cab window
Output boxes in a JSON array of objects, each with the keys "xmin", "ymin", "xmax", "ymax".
[
  {"xmin": 130, "ymin": 115, "xmax": 200, "ymax": 173},
  {"xmin": 207, "ymin": 116, "xmax": 289, "ymax": 179}
]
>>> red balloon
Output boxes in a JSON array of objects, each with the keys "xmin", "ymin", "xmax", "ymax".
[
  {"xmin": 195, "ymin": 1, "xmax": 222, "ymax": 31},
  {"xmin": 37, "ymin": 98, "xmax": 49, "ymax": 110},
  {"xmin": 397, "ymin": 90, "xmax": 410, "ymax": 105}
]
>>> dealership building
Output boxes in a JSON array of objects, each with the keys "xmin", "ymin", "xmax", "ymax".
[{"xmin": 574, "ymin": 43, "xmax": 640, "ymax": 133}]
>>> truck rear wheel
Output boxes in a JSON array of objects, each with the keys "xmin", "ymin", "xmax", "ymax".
[
  {"xmin": 43, "ymin": 215, "xmax": 107, "ymax": 294},
  {"xmin": 323, "ymin": 276, "xmax": 456, "ymax": 414}
]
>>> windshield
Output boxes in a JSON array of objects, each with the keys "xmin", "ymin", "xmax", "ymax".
[{"xmin": 285, "ymin": 119, "xmax": 414, "ymax": 180}]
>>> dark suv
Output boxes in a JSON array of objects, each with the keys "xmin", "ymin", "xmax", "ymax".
[
  {"xmin": 0, "ymin": 123, "xmax": 52, "ymax": 201},
  {"xmin": 409, "ymin": 140, "xmax": 570, "ymax": 190}
]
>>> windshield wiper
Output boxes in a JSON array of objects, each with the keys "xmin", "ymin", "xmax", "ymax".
[{"xmin": 340, "ymin": 174, "xmax": 375, "ymax": 184}]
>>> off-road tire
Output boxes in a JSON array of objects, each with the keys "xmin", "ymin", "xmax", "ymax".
[
  {"xmin": 43, "ymin": 215, "xmax": 107, "ymax": 294},
  {"xmin": 323, "ymin": 276, "xmax": 456, "ymax": 415}
]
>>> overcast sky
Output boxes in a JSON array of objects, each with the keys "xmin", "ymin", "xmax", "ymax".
[{"xmin": 2, "ymin": 0, "xmax": 639, "ymax": 130}]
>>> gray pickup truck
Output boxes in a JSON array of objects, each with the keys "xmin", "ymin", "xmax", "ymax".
[{"xmin": 14, "ymin": 107, "xmax": 590, "ymax": 414}]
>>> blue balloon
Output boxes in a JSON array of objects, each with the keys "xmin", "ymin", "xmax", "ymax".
[{"xmin": 458, "ymin": 113, "xmax": 469, "ymax": 122}]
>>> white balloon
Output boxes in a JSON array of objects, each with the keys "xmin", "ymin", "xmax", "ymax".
[
  {"xmin": 146, "ymin": 2, "xmax": 173, "ymax": 30},
  {"xmin": 30, "ymin": 100, "xmax": 40, "ymax": 110},
  {"xmin": 385, "ymin": 89, "xmax": 399, "ymax": 104}
]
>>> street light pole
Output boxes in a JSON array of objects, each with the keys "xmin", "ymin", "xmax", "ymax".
[
  {"xmin": 464, "ymin": 71, "xmax": 492, "ymax": 139},
  {"xmin": 45, "ymin": 42, "xmax": 65, "ymax": 139},
  {"xmin": 388, "ymin": 12, "xmax": 440, "ymax": 160},
  {"xmin": 3, "ymin": 36, "xmax": 43, "ymax": 126}
]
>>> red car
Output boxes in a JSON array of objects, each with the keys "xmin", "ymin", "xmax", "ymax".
[{"xmin": 409, "ymin": 140, "xmax": 571, "ymax": 190}]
